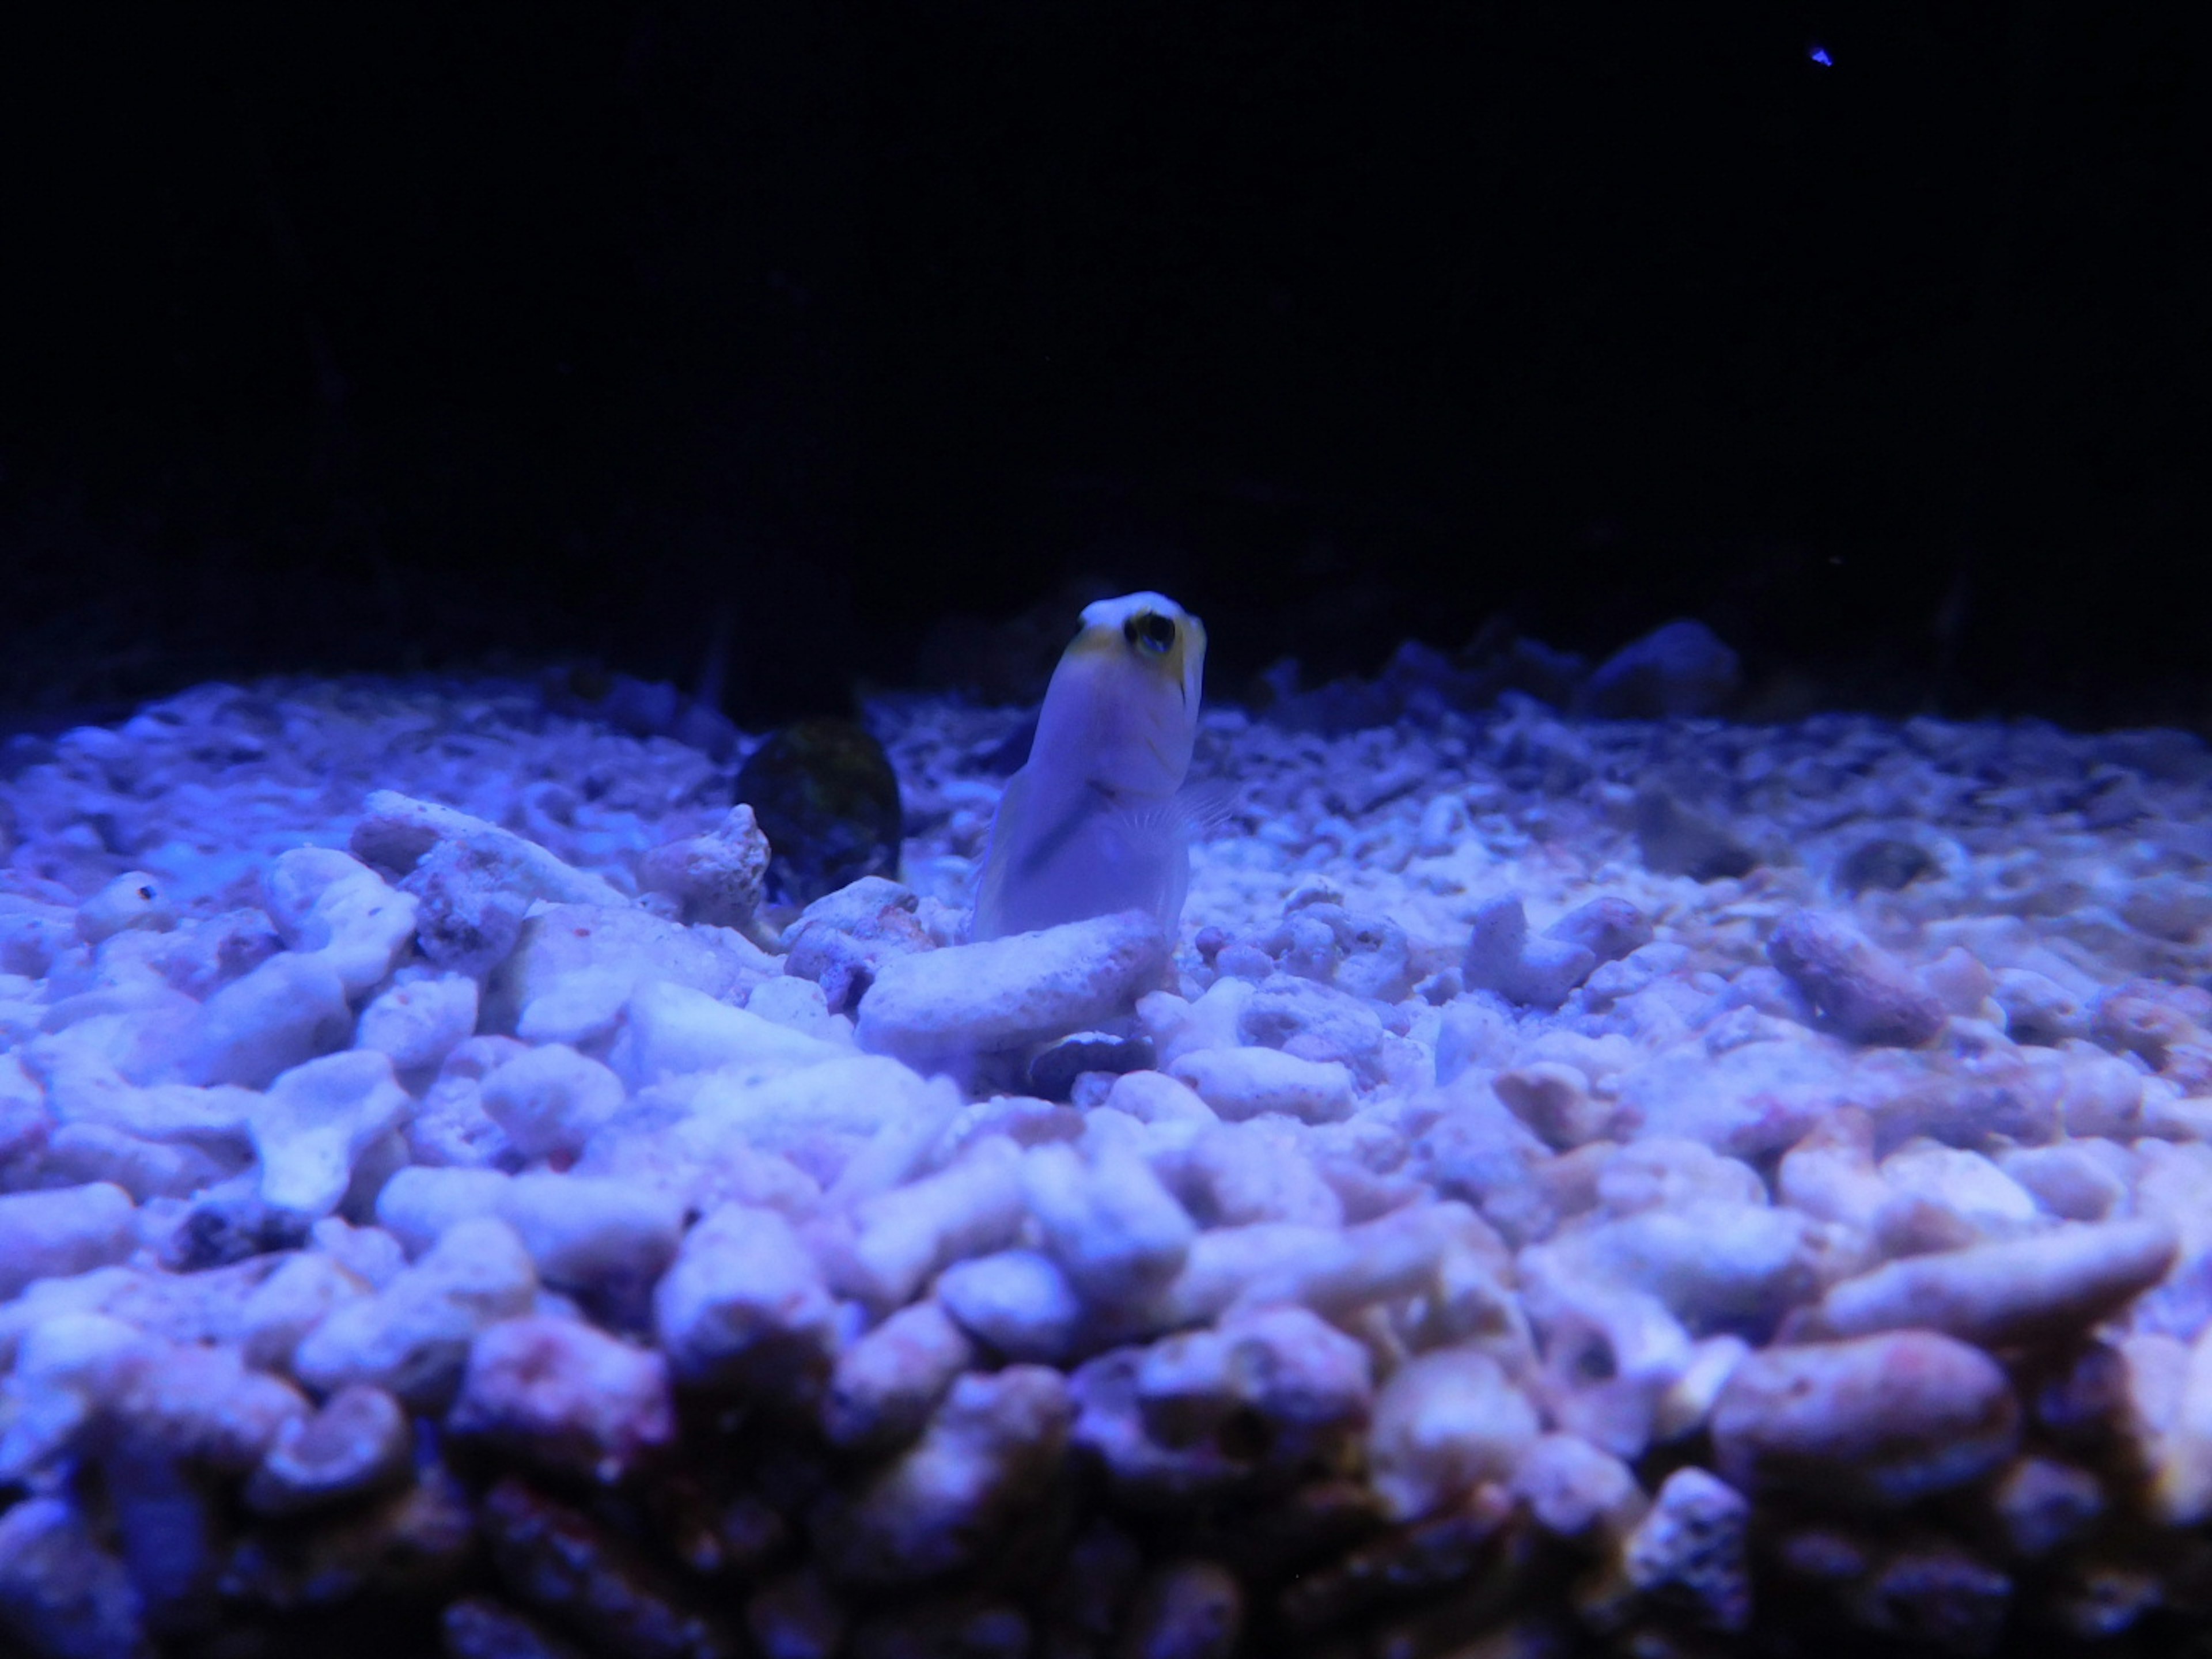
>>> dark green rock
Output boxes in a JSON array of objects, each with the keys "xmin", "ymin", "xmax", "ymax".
[
  {"xmin": 734, "ymin": 718, "xmax": 904, "ymax": 906},
  {"xmin": 1633, "ymin": 787, "xmax": 1758, "ymax": 882},
  {"xmin": 1835, "ymin": 837, "xmax": 1935, "ymax": 895}
]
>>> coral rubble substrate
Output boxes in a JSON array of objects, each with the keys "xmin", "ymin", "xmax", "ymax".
[{"xmin": 2, "ymin": 673, "xmax": 2211, "ymax": 1657}]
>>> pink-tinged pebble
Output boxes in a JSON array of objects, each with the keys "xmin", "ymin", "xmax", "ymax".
[{"xmin": 1711, "ymin": 1330, "xmax": 2018, "ymax": 1507}]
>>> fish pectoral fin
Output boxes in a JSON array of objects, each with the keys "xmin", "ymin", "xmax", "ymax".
[
  {"xmin": 1107, "ymin": 778, "xmax": 1237, "ymax": 843},
  {"xmin": 1175, "ymin": 776, "xmax": 1240, "ymax": 835}
]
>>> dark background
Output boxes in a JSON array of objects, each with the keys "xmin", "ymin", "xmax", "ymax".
[{"xmin": 2, "ymin": 3, "xmax": 2205, "ymax": 732}]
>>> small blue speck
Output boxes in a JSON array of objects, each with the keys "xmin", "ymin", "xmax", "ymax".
[{"xmin": 1808, "ymin": 43, "xmax": 1833, "ymax": 67}]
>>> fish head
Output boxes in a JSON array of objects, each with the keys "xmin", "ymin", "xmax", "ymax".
[
  {"xmin": 1035, "ymin": 591, "xmax": 1207, "ymax": 796},
  {"xmin": 1074, "ymin": 591, "xmax": 1207, "ymax": 711}
]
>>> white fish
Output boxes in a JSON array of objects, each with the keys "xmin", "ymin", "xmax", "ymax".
[{"xmin": 971, "ymin": 591, "xmax": 1209, "ymax": 941}]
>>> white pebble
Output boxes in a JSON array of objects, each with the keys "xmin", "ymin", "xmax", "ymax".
[
  {"xmin": 263, "ymin": 847, "xmax": 420, "ymax": 997},
  {"xmin": 1510, "ymin": 1431, "xmax": 1646, "ymax": 1540},
  {"xmin": 844, "ymin": 1138, "xmax": 1028, "ymax": 1308},
  {"xmin": 37, "ymin": 1122, "xmax": 233, "ymax": 1202},
  {"xmin": 653, "ymin": 1202, "xmax": 844, "ymax": 1391},
  {"xmin": 822, "ymin": 1300, "xmax": 975, "ymax": 1452},
  {"xmin": 497, "ymin": 1171, "xmax": 684, "ymax": 1302},
  {"xmin": 514, "ymin": 966, "xmax": 634, "ymax": 1047},
  {"xmin": 1141, "ymin": 978, "xmax": 1255, "ymax": 1069},
  {"xmin": 355, "ymin": 972, "xmax": 479, "ymax": 1075},
  {"xmin": 1879, "ymin": 1141, "xmax": 2043, "ymax": 1239},
  {"xmin": 1416, "ymin": 793, "xmax": 1472, "ymax": 857},
  {"xmin": 478, "ymin": 1043, "xmax": 627, "ymax": 1162},
  {"xmin": 1168, "ymin": 1047, "xmax": 1354, "ymax": 1124},
  {"xmin": 1102, "ymin": 1069, "xmax": 1217, "ymax": 1124},
  {"xmin": 620, "ymin": 978, "xmax": 845, "ymax": 1085},
  {"xmin": 374, "ymin": 1165, "xmax": 513, "ymax": 1257},
  {"xmin": 181, "ymin": 952, "xmax": 353, "ymax": 1090},
  {"xmin": 635, "ymin": 803, "xmax": 769, "ymax": 929},
  {"xmin": 0, "ymin": 1183, "xmax": 138, "ymax": 1300},
  {"xmin": 855, "ymin": 911, "xmax": 1171, "ymax": 1069},
  {"xmin": 745, "ymin": 974, "xmax": 839, "ymax": 1040},
  {"xmin": 243, "ymin": 1382, "xmax": 411, "ymax": 1516},
  {"xmin": 310, "ymin": 1215, "xmax": 408, "ymax": 1287},
  {"xmin": 1135, "ymin": 1306, "xmax": 1370, "ymax": 1471},
  {"xmin": 1181, "ymin": 1120, "xmax": 1344, "ymax": 1229},
  {"xmin": 1536, "ymin": 1200, "xmax": 1815, "ymax": 1331},
  {"xmin": 1999, "ymin": 1142, "xmax": 2131, "ymax": 1223},
  {"xmin": 486, "ymin": 901, "xmax": 762, "ymax": 1031},
  {"xmin": 1022, "ymin": 1142, "xmax": 1196, "ymax": 1309},
  {"xmin": 448, "ymin": 1313, "xmax": 674, "ymax": 1482},
  {"xmin": 292, "ymin": 1216, "xmax": 538, "ymax": 1407},
  {"xmin": 679, "ymin": 1054, "xmax": 938, "ymax": 1160},
  {"xmin": 0, "ymin": 1312, "xmax": 142, "ymax": 1481},
  {"xmin": 249, "ymin": 1050, "xmax": 411, "ymax": 1222},
  {"xmin": 236, "ymin": 1250, "xmax": 372, "ymax": 1374},
  {"xmin": 1368, "ymin": 1346, "xmax": 1540, "ymax": 1522},
  {"xmin": 1810, "ymin": 1218, "xmax": 2178, "ymax": 1347},
  {"xmin": 936, "ymin": 1250, "xmax": 1084, "ymax": 1363}
]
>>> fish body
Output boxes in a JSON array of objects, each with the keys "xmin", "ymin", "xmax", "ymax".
[{"xmin": 971, "ymin": 592, "xmax": 1207, "ymax": 941}]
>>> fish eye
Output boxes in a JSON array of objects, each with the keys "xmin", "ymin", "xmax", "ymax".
[{"xmin": 1124, "ymin": 613, "xmax": 1176, "ymax": 654}]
